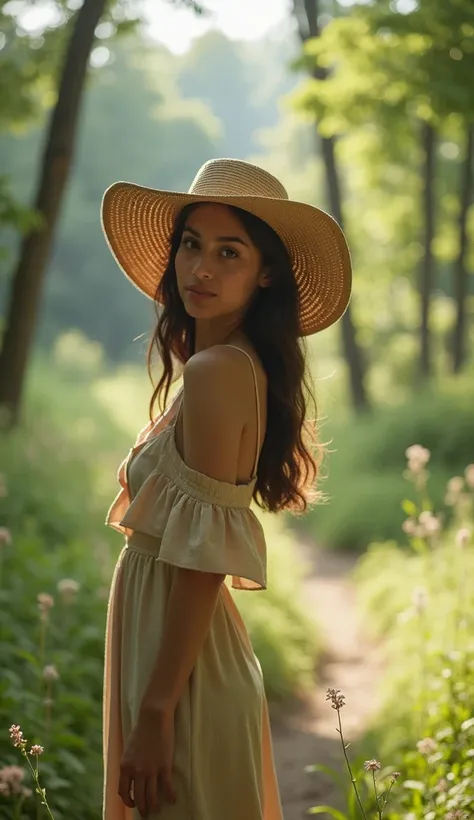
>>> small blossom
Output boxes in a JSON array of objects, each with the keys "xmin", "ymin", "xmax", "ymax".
[
  {"xmin": 434, "ymin": 778, "xmax": 448, "ymax": 793},
  {"xmin": 456, "ymin": 528, "xmax": 471, "ymax": 548},
  {"xmin": 402, "ymin": 518, "xmax": 417, "ymax": 535},
  {"xmin": 29, "ymin": 745, "xmax": 44, "ymax": 756},
  {"xmin": 406, "ymin": 445, "xmax": 430, "ymax": 466},
  {"xmin": 0, "ymin": 527, "xmax": 12, "ymax": 546},
  {"xmin": 43, "ymin": 664, "xmax": 59, "ymax": 682},
  {"xmin": 391, "ymin": 771, "xmax": 401, "ymax": 781},
  {"xmin": 416, "ymin": 736, "xmax": 437, "ymax": 755},
  {"xmin": 405, "ymin": 445, "xmax": 430, "ymax": 478},
  {"xmin": 418, "ymin": 510, "xmax": 441, "ymax": 535},
  {"xmin": 448, "ymin": 476, "xmax": 464, "ymax": 495},
  {"xmin": 37, "ymin": 593, "xmax": 54, "ymax": 618},
  {"xmin": 57, "ymin": 578, "xmax": 80, "ymax": 603},
  {"xmin": 446, "ymin": 811, "xmax": 468, "ymax": 820},
  {"xmin": 364, "ymin": 759, "xmax": 381, "ymax": 772},
  {"xmin": 0, "ymin": 764, "xmax": 25, "ymax": 795},
  {"xmin": 9, "ymin": 724, "xmax": 27, "ymax": 748},
  {"xmin": 325, "ymin": 687, "xmax": 345, "ymax": 710},
  {"xmin": 465, "ymin": 464, "xmax": 474, "ymax": 489},
  {"xmin": 412, "ymin": 586, "xmax": 429, "ymax": 614}
]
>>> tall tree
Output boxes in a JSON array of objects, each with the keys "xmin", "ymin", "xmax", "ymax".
[
  {"xmin": 293, "ymin": 0, "xmax": 474, "ymax": 385},
  {"xmin": 0, "ymin": 0, "xmax": 108, "ymax": 424},
  {"xmin": 293, "ymin": 0, "xmax": 369, "ymax": 412},
  {"xmin": 372, "ymin": 0, "xmax": 474, "ymax": 376},
  {"xmin": 452, "ymin": 124, "xmax": 474, "ymax": 372},
  {"xmin": 419, "ymin": 121, "xmax": 436, "ymax": 378}
]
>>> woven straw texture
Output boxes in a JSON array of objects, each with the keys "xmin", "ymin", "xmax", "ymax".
[{"xmin": 101, "ymin": 158, "xmax": 352, "ymax": 336}]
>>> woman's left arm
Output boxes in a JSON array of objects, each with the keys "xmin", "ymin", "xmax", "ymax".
[{"xmin": 119, "ymin": 349, "xmax": 248, "ymax": 817}]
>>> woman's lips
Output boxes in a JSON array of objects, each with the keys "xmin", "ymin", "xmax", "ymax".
[{"xmin": 186, "ymin": 287, "xmax": 216, "ymax": 300}]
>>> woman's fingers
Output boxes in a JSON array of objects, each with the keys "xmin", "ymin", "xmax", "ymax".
[
  {"xmin": 146, "ymin": 774, "xmax": 162, "ymax": 815},
  {"xmin": 133, "ymin": 773, "xmax": 147, "ymax": 817},
  {"xmin": 119, "ymin": 767, "xmax": 176, "ymax": 815},
  {"xmin": 118, "ymin": 767, "xmax": 135, "ymax": 809},
  {"xmin": 162, "ymin": 766, "xmax": 177, "ymax": 805}
]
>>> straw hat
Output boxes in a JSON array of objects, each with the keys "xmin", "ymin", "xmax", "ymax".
[{"xmin": 101, "ymin": 158, "xmax": 352, "ymax": 336}]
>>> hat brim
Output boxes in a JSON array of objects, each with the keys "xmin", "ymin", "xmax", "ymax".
[{"xmin": 100, "ymin": 182, "xmax": 352, "ymax": 336}]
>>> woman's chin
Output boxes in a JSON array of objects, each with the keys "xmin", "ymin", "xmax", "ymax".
[{"xmin": 183, "ymin": 296, "xmax": 218, "ymax": 319}]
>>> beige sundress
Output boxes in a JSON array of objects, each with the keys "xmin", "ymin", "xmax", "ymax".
[{"xmin": 102, "ymin": 345, "xmax": 283, "ymax": 820}]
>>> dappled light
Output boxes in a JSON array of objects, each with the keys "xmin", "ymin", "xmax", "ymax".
[{"xmin": 1, "ymin": 0, "xmax": 474, "ymax": 817}]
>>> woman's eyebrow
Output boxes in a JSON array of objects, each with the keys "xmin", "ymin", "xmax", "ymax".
[{"xmin": 183, "ymin": 224, "xmax": 249, "ymax": 247}]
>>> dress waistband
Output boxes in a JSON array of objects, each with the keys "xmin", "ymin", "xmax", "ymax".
[{"xmin": 125, "ymin": 531, "xmax": 162, "ymax": 557}]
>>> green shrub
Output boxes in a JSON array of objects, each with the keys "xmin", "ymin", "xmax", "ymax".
[
  {"xmin": 0, "ymin": 529, "xmax": 108, "ymax": 820},
  {"xmin": 237, "ymin": 511, "xmax": 321, "ymax": 701},
  {"xmin": 345, "ymin": 450, "xmax": 474, "ymax": 820},
  {"xmin": 297, "ymin": 384, "xmax": 474, "ymax": 551}
]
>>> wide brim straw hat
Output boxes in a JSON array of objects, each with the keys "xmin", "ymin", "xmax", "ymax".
[{"xmin": 101, "ymin": 158, "xmax": 352, "ymax": 336}]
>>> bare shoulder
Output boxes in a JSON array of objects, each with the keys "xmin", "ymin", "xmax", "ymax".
[
  {"xmin": 180, "ymin": 345, "xmax": 260, "ymax": 483},
  {"xmin": 183, "ymin": 344, "xmax": 255, "ymax": 402}
]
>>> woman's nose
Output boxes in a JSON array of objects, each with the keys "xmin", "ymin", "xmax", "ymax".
[{"xmin": 192, "ymin": 255, "xmax": 213, "ymax": 280}]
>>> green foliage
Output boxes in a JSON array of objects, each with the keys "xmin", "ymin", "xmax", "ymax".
[
  {"xmin": 298, "ymin": 382, "xmax": 474, "ymax": 551},
  {"xmin": 289, "ymin": 0, "xmax": 474, "ymax": 391},
  {"xmin": 237, "ymin": 511, "xmax": 321, "ymax": 701},
  {"xmin": 0, "ymin": 531, "xmax": 108, "ymax": 819},
  {"xmin": 294, "ymin": 1, "xmax": 474, "ymax": 131},
  {"xmin": 351, "ymin": 457, "xmax": 474, "ymax": 819},
  {"xmin": 306, "ymin": 448, "xmax": 474, "ymax": 820}
]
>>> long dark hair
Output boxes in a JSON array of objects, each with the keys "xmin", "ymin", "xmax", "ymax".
[{"xmin": 147, "ymin": 203, "xmax": 321, "ymax": 513}]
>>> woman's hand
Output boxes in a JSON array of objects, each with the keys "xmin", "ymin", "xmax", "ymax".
[{"xmin": 119, "ymin": 706, "xmax": 177, "ymax": 817}]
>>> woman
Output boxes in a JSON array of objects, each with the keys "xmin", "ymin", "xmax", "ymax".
[{"xmin": 100, "ymin": 158, "xmax": 351, "ymax": 820}]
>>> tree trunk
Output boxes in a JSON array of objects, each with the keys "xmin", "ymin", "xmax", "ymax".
[
  {"xmin": 419, "ymin": 121, "xmax": 436, "ymax": 379},
  {"xmin": 452, "ymin": 124, "xmax": 474, "ymax": 373},
  {"xmin": 294, "ymin": 0, "xmax": 369, "ymax": 412},
  {"xmin": 0, "ymin": 0, "xmax": 107, "ymax": 425}
]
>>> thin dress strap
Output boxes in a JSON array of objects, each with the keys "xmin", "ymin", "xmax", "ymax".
[{"xmin": 224, "ymin": 345, "xmax": 261, "ymax": 478}]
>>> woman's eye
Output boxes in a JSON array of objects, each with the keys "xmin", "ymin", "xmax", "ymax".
[
  {"xmin": 221, "ymin": 247, "xmax": 238, "ymax": 259},
  {"xmin": 182, "ymin": 237, "xmax": 198, "ymax": 250}
]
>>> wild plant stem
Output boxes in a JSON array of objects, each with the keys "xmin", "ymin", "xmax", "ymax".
[
  {"xmin": 380, "ymin": 781, "xmax": 396, "ymax": 817},
  {"xmin": 336, "ymin": 709, "xmax": 369, "ymax": 820},
  {"xmin": 21, "ymin": 750, "xmax": 55, "ymax": 820},
  {"xmin": 372, "ymin": 770, "xmax": 382, "ymax": 820}
]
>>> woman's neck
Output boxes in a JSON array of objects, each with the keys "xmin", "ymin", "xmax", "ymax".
[{"xmin": 193, "ymin": 322, "xmax": 246, "ymax": 354}]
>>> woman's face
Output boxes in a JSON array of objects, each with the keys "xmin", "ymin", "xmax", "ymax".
[{"xmin": 175, "ymin": 203, "xmax": 270, "ymax": 324}]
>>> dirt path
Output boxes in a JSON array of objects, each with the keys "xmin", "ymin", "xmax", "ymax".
[{"xmin": 269, "ymin": 536, "xmax": 384, "ymax": 819}]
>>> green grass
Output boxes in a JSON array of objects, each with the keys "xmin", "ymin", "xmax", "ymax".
[
  {"xmin": 295, "ymin": 381, "xmax": 474, "ymax": 551},
  {"xmin": 350, "ymin": 463, "xmax": 474, "ymax": 818},
  {"xmin": 304, "ymin": 449, "xmax": 474, "ymax": 820}
]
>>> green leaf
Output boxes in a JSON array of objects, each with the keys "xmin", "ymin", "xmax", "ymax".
[
  {"xmin": 12, "ymin": 648, "xmax": 40, "ymax": 668},
  {"xmin": 305, "ymin": 763, "xmax": 347, "ymax": 791},
  {"xmin": 401, "ymin": 499, "xmax": 417, "ymax": 517},
  {"xmin": 54, "ymin": 732, "xmax": 86, "ymax": 749},
  {"xmin": 59, "ymin": 750, "xmax": 86, "ymax": 775},
  {"xmin": 308, "ymin": 807, "xmax": 348, "ymax": 819}
]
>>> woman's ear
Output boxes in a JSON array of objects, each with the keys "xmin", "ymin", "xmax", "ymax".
[{"xmin": 258, "ymin": 267, "xmax": 271, "ymax": 289}]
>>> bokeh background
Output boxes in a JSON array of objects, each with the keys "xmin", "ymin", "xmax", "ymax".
[{"xmin": 1, "ymin": 1, "xmax": 474, "ymax": 818}]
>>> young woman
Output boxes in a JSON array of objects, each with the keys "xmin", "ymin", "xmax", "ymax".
[{"xmin": 100, "ymin": 158, "xmax": 351, "ymax": 820}]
